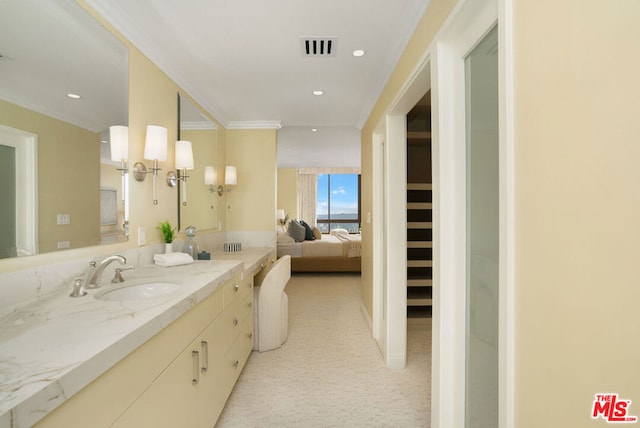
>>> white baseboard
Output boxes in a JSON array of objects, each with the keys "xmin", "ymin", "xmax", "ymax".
[{"xmin": 387, "ymin": 353, "xmax": 407, "ymax": 370}]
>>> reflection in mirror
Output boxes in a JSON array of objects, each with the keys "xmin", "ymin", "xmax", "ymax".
[
  {"xmin": 0, "ymin": 0, "xmax": 128, "ymax": 259},
  {"xmin": 178, "ymin": 94, "xmax": 218, "ymax": 232}
]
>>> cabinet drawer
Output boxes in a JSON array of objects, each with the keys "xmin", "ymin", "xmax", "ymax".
[
  {"xmin": 222, "ymin": 274, "xmax": 251, "ymax": 308},
  {"xmin": 215, "ymin": 290, "xmax": 253, "ymax": 354},
  {"xmin": 218, "ymin": 315, "xmax": 254, "ymax": 400}
]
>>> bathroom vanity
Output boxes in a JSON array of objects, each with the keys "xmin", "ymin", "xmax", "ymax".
[{"xmin": 0, "ymin": 248, "xmax": 273, "ymax": 428}]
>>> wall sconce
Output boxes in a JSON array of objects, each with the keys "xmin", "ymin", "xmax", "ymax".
[
  {"xmin": 109, "ymin": 125, "xmax": 128, "ymax": 174},
  {"xmin": 133, "ymin": 125, "xmax": 168, "ymax": 205},
  {"xmin": 175, "ymin": 140, "xmax": 194, "ymax": 206},
  {"xmin": 223, "ymin": 166, "xmax": 237, "ymax": 210},
  {"xmin": 224, "ymin": 166, "xmax": 237, "ymax": 192},
  {"xmin": 109, "ymin": 125, "xmax": 129, "ymax": 229},
  {"xmin": 204, "ymin": 166, "xmax": 217, "ymax": 208}
]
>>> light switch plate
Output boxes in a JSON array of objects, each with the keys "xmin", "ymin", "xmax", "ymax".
[
  {"xmin": 137, "ymin": 227, "xmax": 145, "ymax": 246},
  {"xmin": 56, "ymin": 214, "xmax": 71, "ymax": 225}
]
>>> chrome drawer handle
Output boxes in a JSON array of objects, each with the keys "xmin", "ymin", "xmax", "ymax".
[
  {"xmin": 233, "ymin": 318, "xmax": 239, "ymax": 326},
  {"xmin": 234, "ymin": 283, "xmax": 239, "ymax": 292},
  {"xmin": 192, "ymin": 350, "xmax": 200, "ymax": 385},
  {"xmin": 201, "ymin": 341, "xmax": 208, "ymax": 373}
]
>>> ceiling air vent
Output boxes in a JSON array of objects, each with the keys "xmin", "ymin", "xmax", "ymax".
[{"xmin": 301, "ymin": 37, "xmax": 338, "ymax": 57}]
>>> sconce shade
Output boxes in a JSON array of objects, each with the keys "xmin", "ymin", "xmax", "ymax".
[
  {"xmin": 204, "ymin": 166, "xmax": 216, "ymax": 185},
  {"xmin": 109, "ymin": 125, "xmax": 128, "ymax": 161},
  {"xmin": 225, "ymin": 166, "xmax": 237, "ymax": 186},
  {"xmin": 277, "ymin": 209, "xmax": 285, "ymax": 220},
  {"xmin": 144, "ymin": 125, "xmax": 168, "ymax": 161},
  {"xmin": 175, "ymin": 140, "xmax": 194, "ymax": 170}
]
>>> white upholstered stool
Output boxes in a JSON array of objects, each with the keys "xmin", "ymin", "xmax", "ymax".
[{"xmin": 253, "ymin": 255, "xmax": 291, "ymax": 352}]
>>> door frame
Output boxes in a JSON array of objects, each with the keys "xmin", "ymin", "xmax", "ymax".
[
  {"xmin": 369, "ymin": 0, "xmax": 514, "ymax": 425},
  {"xmin": 430, "ymin": 0, "xmax": 514, "ymax": 426}
]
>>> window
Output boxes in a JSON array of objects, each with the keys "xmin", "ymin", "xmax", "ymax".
[{"xmin": 316, "ymin": 174, "xmax": 360, "ymax": 233}]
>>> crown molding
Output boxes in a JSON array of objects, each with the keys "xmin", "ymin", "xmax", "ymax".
[
  {"xmin": 181, "ymin": 121, "xmax": 217, "ymax": 130},
  {"xmin": 226, "ymin": 120, "xmax": 283, "ymax": 130}
]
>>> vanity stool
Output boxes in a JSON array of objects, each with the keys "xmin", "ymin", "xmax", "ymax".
[{"xmin": 253, "ymin": 255, "xmax": 291, "ymax": 352}]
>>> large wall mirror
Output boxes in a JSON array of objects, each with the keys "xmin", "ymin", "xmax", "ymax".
[
  {"xmin": 177, "ymin": 94, "xmax": 218, "ymax": 232},
  {"xmin": 0, "ymin": 0, "xmax": 129, "ymax": 259}
]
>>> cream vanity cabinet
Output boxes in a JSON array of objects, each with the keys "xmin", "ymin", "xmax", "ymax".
[{"xmin": 35, "ymin": 273, "xmax": 255, "ymax": 428}]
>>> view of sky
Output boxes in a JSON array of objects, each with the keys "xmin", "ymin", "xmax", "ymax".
[{"xmin": 316, "ymin": 174, "xmax": 359, "ymax": 217}]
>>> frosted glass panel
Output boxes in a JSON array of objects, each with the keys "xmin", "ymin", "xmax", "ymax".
[{"xmin": 465, "ymin": 25, "xmax": 499, "ymax": 428}]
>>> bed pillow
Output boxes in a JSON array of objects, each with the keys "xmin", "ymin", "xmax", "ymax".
[
  {"xmin": 287, "ymin": 220, "xmax": 306, "ymax": 242},
  {"xmin": 330, "ymin": 228, "xmax": 349, "ymax": 236},
  {"xmin": 312, "ymin": 227, "xmax": 322, "ymax": 240},
  {"xmin": 277, "ymin": 232, "xmax": 295, "ymax": 244},
  {"xmin": 299, "ymin": 220, "xmax": 316, "ymax": 241}
]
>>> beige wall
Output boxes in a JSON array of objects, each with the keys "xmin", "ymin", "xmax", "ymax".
[
  {"xmin": 0, "ymin": 99, "xmax": 100, "ymax": 253},
  {"xmin": 225, "ymin": 129, "xmax": 277, "ymax": 231},
  {"xmin": 277, "ymin": 168, "xmax": 298, "ymax": 225},
  {"xmin": 513, "ymin": 0, "xmax": 640, "ymax": 425}
]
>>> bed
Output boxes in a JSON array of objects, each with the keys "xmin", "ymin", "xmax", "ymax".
[{"xmin": 277, "ymin": 225, "xmax": 361, "ymax": 273}]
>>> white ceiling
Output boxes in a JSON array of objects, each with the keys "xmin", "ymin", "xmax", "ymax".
[{"xmin": 85, "ymin": 0, "xmax": 432, "ymax": 168}]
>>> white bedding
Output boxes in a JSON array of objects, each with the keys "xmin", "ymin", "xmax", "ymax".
[{"xmin": 277, "ymin": 234, "xmax": 361, "ymax": 258}]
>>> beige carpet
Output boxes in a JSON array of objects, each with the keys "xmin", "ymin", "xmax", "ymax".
[{"xmin": 215, "ymin": 273, "xmax": 432, "ymax": 428}]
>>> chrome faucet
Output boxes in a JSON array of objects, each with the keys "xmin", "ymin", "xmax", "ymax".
[{"xmin": 83, "ymin": 255, "xmax": 128, "ymax": 289}]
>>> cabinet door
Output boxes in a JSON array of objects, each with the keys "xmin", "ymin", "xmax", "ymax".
[
  {"xmin": 112, "ymin": 338, "xmax": 200, "ymax": 428},
  {"xmin": 197, "ymin": 315, "xmax": 230, "ymax": 426}
]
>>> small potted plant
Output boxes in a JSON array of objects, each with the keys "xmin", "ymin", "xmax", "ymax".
[{"xmin": 157, "ymin": 220, "xmax": 176, "ymax": 253}]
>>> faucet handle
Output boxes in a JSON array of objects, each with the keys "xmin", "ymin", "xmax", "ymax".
[
  {"xmin": 69, "ymin": 278, "xmax": 87, "ymax": 297},
  {"xmin": 112, "ymin": 265, "xmax": 135, "ymax": 283}
]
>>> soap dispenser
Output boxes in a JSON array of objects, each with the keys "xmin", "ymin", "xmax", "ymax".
[{"xmin": 184, "ymin": 225, "xmax": 199, "ymax": 260}]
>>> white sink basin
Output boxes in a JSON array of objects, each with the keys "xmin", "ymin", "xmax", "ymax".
[{"xmin": 95, "ymin": 282, "xmax": 179, "ymax": 302}]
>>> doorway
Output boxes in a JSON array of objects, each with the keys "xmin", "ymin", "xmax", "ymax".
[{"xmin": 0, "ymin": 124, "xmax": 38, "ymax": 257}]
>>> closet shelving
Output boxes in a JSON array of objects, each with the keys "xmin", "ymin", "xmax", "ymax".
[{"xmin": 406, "ymin": 130, "xmax": 432, "ymax": 327}]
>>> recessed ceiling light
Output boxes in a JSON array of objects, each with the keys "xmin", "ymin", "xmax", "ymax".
[
  {"xmin": 353, "ymin": 49, "xmax": 365, "ymax": 57},
  {"xmin": 67, "ymin": 93, "xmax": 81, "ymax": 99},
  {"xmin": 312, "ymin": 90, "xmax": 324, "ymax": 96},
  {"xmin": 312, "ymin": 128, "xmax": 318, "ymax": 132}
]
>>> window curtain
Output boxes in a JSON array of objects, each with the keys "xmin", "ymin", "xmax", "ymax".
[{"xmin": 297, "ymin": 172, "xmax": 317, "ymax": 226}]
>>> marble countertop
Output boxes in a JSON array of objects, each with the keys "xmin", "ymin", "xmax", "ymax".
[{"xmin": 0, "ymin": 247, "xmax": 272, "ymax": 428}]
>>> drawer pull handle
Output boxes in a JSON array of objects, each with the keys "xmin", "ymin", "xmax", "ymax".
[
  {"xmin": 248, "ymin": 332, "xmax": 253, "ymax": 339},
  {"xmin": 192, "ymin": 350, "xmax": 200, "ymax": 385},
  {"xmin": 248, "ymin": 301, "xmax": 252, "ymax": 308},
  {"xmin": 233, "ymin": 318, "xmax": 239, "ymax": 326},
  {"xmin": 233, "ymin": 360, "xmax": 239, "ymax": 369},
  {"xmin": 201, "ymin": 341, "xmax": 208, "ymax": 373},
  {"xmin": 234, "ymin": 284, "xmax": 239, "ymax": 292},
  {"xmin": 260, "ymin": 263, "xmax": 265, "ymax": 268}
]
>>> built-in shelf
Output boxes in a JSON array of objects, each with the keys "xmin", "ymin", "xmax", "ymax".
[{"xmin": 407, "ymin": 96, "xmax": 432, "ymax": 329}]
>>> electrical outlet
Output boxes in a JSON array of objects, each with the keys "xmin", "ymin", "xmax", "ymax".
[
  {"xmin": 137, "ymin": 227, "xmax": 145, "ymax": 246},
  {"xmin": 57, "ymin": 241, "xmax": 70, "ymax": 249},
  {"xmin": 56, "ymin": 214, "xmax": 71, "ymax": 225}
]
